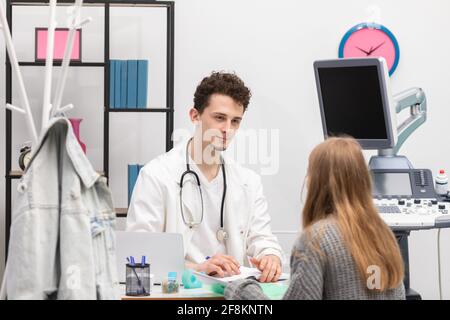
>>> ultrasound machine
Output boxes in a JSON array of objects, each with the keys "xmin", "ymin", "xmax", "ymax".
[{"xmin": 313, "ymin": 57, "xmax": 450, "ymax": 299}]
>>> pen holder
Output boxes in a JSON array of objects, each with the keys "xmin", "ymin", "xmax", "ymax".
[{"xmin": 125, "ymin": 263, "xmax": 151, "ymax": 296}]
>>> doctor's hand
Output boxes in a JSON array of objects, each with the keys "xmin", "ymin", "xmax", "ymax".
[
  {"xmin": 250, "ymin": 255, "xmax": 282, "ymax": 283},
  {"xmin": 197, "ymin": 254, "xmax": 241, "ymax": 278}
]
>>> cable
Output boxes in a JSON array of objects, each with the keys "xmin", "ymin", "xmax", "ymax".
[{"xmin": 438, "ymin": 228, "xmax": 443, "ymax": 300}]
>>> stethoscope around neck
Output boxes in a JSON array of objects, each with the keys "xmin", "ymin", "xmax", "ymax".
[{"xmin": 179, "ymin": 138, "xmax": 229, "ymax": 242}]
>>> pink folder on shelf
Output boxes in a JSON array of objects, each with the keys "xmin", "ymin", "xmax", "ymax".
[{"xmin": 35, "ymin": 28, "xmax": 82, "ymax": 62}]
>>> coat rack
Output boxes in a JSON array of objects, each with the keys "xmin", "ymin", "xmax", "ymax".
[
  {"xmin": 0, "ymin": 0, "xmax": 38, "ymax": 145},
  {"xmin": 0, "ymin": 0, "xmax": 91, "ymax": 146}
]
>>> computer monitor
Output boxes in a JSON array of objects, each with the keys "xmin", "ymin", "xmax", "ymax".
[{"xmin": 313, "ymin": 58, "xmax": 397, "ymax": 149}]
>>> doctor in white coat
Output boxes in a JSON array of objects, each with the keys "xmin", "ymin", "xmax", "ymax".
[{"xmin": 127, "ymin": 72, "xmax": 283, "ymax": 282}]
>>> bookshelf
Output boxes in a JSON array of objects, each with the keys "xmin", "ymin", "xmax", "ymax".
[{"xmin": 4, "ymin": 0, "xmax": 175, "ymax": 255}]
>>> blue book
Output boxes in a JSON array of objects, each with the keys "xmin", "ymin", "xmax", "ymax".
[
  {"xmin": 128, "ymin": 164, "xmax": 139, "ymax": 206},
  {"xmin": 114, "ymin": 60, "xmax": 122, "ymax": 108},
  {"xmin": 127, "ymin": 60, "xmax": 138, "ymax": 108},
  {"xmin": 137, "ymin": 60, "xmax": 148, "ymax": 108},
  {"xmin": 109, "ymin": 60, "xmax": 116, "ymax": 108},
  {"xmin": 120, "ymin": 60, "xmax": 128, "ymax": 108},
  {"xmin": 128, "ymin": 164, "xmax": 145, "ymax": 205}
]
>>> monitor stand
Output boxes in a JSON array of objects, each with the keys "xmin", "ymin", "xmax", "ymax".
[{"xmin": 369, "ymin": 149, "xmax": 414, "ymax": 170}]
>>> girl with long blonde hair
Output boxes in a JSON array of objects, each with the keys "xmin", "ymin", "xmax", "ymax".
[{"xmin": 225, "ymin": 137, "xmax": 405, "ymax": 299}]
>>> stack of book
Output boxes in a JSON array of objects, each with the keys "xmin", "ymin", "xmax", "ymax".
[
  {"xmin": 110, "ymin": 60, "xmax": 148, "ymax": 109},
  {"xmin": 128, "ymin": 164, "xmax": 145, "ymax": 206}
]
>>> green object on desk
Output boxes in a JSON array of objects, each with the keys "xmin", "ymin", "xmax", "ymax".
[
  {"xmin": 260, "ymin": 282, "xmax": 288, "ymax": 300},
  {"xmin": 182, "ymin": 270, "xmax": 203, "ymax": 289},
  {"xmin": 209, "ymin": 283, "xmax": 226, "ymax": 295}
]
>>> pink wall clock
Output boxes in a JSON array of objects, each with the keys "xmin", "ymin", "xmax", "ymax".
[{"xmin": 338, "ymin": 23, "xmax": 400, "ymax": 76}]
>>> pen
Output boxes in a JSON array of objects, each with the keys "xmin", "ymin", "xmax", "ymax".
[{"xmin": 141, "ymin": 255, "xmax": 146, "ymax": 266}]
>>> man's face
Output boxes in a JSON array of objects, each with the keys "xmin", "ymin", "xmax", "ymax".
[{"xmin": 190, "ymin": 93, "xmax": 244, "ymax": 151}]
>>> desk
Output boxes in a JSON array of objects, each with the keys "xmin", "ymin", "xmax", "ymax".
[{"xmin": 120, "ymin": 284, "xmax": 224, "ymax": 300}]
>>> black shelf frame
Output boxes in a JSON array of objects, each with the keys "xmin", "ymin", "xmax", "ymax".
[
  {"xmin": 109, "ymin": 108, "xmax": 172, "ymax": 113},
  {"xmin": 10, "ymin": 0, "xmax": 174, "ymax": 6},
  {"xmin": 18, "ymin": 61, "xmax": 105, "ymax": 67},
  {"xmin": 4, "ymin": 0, "xmax": 175, "ymax": 257}
]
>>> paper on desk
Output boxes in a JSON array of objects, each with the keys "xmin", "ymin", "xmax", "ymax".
[{"xmin": 193, "ymin": 266, "xmax": 289, "ymax": 286}]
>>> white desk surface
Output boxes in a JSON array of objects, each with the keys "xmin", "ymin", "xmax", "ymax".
[{"xmin": 120, "ymin": 284, "xmax": 224, "ymax": 300}]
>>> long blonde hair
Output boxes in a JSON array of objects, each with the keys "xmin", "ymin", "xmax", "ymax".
[{"xmin": 302, "ymin": 137, "xmax": 404, "ymax": 291}]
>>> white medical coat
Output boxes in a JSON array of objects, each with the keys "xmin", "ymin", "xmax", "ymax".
[{"xmin": 126, "ymin": 139, "xmax": 283, "ymax": 266}]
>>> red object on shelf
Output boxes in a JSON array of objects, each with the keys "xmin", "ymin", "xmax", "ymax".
[{"xmin": 69, "ymin": 118, "xmax": 87, "ymax": 154}]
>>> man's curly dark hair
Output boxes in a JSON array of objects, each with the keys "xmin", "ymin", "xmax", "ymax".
[{"xmin": 193, "ymin": 71, "xmax": 252, "ymax": 113}]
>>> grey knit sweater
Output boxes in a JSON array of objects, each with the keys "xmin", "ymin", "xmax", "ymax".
[{"xmin": 225, "ymin": 218, "xmax": 405, "ymax": 300}]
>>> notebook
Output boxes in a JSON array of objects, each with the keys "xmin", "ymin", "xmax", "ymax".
[{"xmin": 192, "ymin": 266, "xmax": 289, "ymax": 286}]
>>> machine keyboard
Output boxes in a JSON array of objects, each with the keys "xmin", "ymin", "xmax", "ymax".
[{"xmin": 377, "ymin": 205, "xmax": 402, "ymax": 214}]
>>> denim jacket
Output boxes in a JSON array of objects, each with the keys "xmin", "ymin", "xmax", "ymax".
[{"xmin": 0, "ymin": 117, "xmax": 119, "ymax": 299}]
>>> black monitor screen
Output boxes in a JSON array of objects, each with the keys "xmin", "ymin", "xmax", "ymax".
[{"xmin": 318, "ymin": 66, "xmax": 387, "ymax": 139}]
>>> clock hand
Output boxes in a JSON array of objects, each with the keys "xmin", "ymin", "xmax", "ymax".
[
  {"xmin": 355, "ymin": 46, "xmax": 371, "ymax": 55},
  {"xmin": 368, "ymin": 41, "xmax": 385, "ymax": 55}
]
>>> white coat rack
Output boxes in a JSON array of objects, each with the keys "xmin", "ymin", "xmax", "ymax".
[
  {"xmin": 0, "ymin": 0, "xmax": 38, "ymax": 145},
  {"xmin": 0, "ymin": 0, "xmax": 91, "ymax": 146}
]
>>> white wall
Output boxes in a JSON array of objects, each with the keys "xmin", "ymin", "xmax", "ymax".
[{"xmin": 2, "ymin": 0, "xmax": 450, "ymax": 299}]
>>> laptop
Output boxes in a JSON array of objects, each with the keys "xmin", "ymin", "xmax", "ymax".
[{"xmin": 115, "ymin": 231, "xmax": 185, "ymax": 284}]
